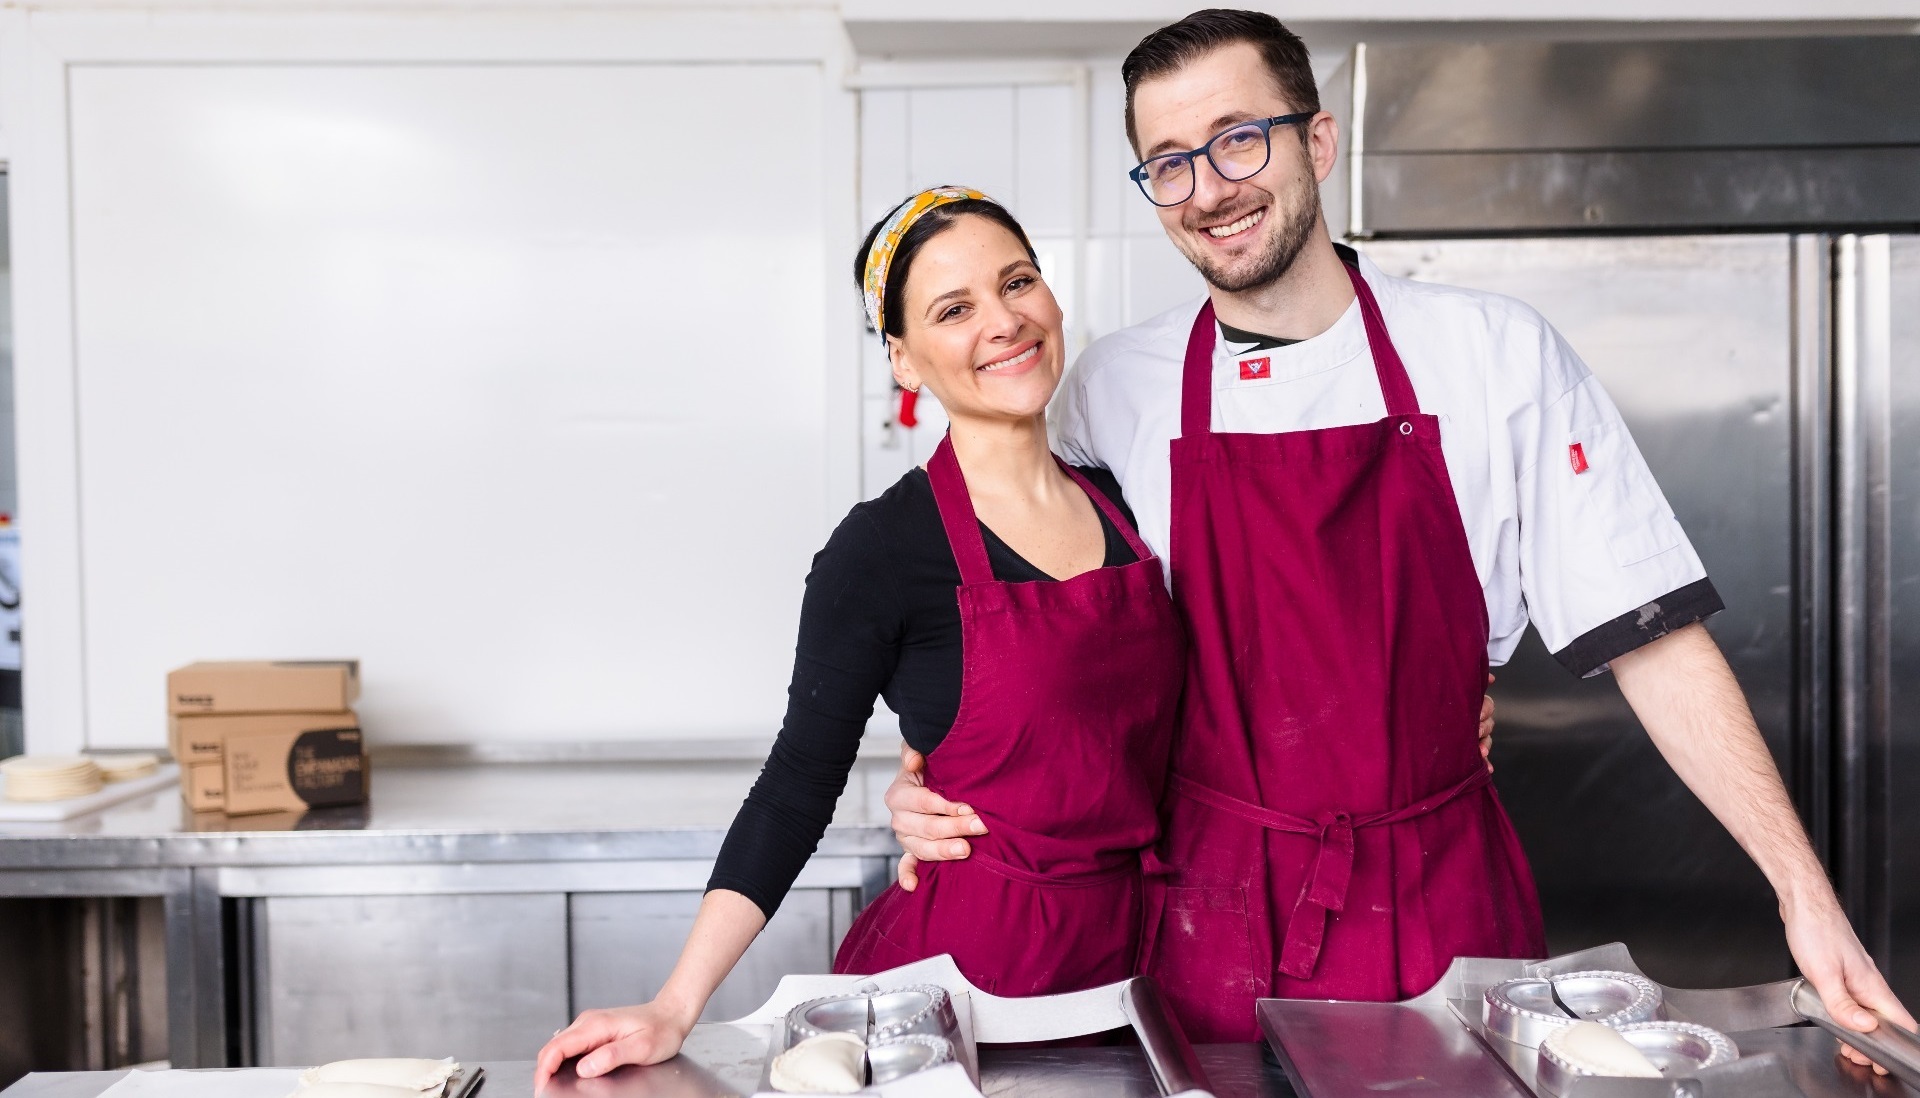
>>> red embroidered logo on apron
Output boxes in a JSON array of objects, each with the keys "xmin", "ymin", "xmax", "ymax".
[
  {"xmin": 1240, "ymin": 357, "xmax": 1271, "ymax": 381},
  {"xmin": 1569, "ymin": 442, "xmax": 1589, "ymax": 474}
]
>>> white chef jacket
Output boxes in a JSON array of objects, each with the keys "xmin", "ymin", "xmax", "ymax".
[{"xmin": 1051, "ymin": 249, "xmax": 1720, "ymax": 677}]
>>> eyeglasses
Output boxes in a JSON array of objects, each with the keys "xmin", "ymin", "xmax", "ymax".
[{"xmin": 1128, "ymin": 113, "xmax": 1316, "ymax": 207}]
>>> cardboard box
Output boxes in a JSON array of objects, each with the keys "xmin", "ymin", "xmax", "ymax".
[
  {"xmin": 184, "ymin": 762, "xmax": 225, "ymax": 812},
  {"xmin": 169, "ymin": 710, "xmax": 359, "ymax": 766},
  {"xmin": 167, "ymin": 661, "xmax": 360, "ymax": 716},
  {"xmin": 223, "ymin": 725, "xmax": 367, "ymax": 815}
]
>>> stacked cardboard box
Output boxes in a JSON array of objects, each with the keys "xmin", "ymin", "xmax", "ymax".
[{"xmin": 166, "ymin": 661, "xmax": 368, "ymax": 815}]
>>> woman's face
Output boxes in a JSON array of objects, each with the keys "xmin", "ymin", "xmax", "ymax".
[{"xmin": 888, "ymin": 215, "xmax": 1065, "ymax": 424}]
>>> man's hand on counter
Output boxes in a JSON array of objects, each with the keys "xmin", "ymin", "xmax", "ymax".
[
  {"xmin": 885, "ymin": 743, "xmax": 986, "ymax": 891},
  {"xmin": 534, "ymin": 998, "xmax": 699, "ymax": 1091},
  {"xmin": 1785, "ymin": 891, "xmax": 1918, "ymax": 1074}
]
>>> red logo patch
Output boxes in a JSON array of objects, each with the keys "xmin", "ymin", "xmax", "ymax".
[
  {"xmin": 1240, "ymin": 356, "xmax": 1271, "ymax": 381},
  {"xmin": 1569, "ymin": 442, "xmax": 1589, "ymax": 474}
]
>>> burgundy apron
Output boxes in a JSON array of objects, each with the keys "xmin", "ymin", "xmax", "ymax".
[
  {"xmin": 834, "ymin": 435, "xmax": 1185, "ymax": 996},
  {"xmin": 1143, "ymin": 263, "xmax": 1545, "ymax": 1042}
]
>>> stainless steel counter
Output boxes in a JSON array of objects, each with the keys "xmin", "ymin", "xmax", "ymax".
[
  {"xmin": 0, "ymin": 760, "xmax": 902, "ymax": 1072},
  {"xmin": 0, "ymin": 758, "xmax": 901, "ymax": 867},
  {"xmin": 0, "ymin": 1040, "xmax": 1297, "ymax": 1097}
]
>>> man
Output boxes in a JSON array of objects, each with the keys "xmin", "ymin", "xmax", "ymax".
[{"xmin": 886, "ymin": 7, "xmax": 1909, "ymax": 1057}]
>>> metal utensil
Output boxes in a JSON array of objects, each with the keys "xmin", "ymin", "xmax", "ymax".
[
  {"xmin": 1550, "ymin": 972, "xmax": 1663, "ymax": 1025},
  {"xmin": 446, "ymin": 1065, "xmax": 485, "ymax": 1098},
  {"xmin": 1789, "ymin": 978, "xmax": 1920, "ymax": 1090}
]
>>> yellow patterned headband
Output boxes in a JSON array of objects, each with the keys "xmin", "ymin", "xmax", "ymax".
[{"xmin": 863, "ymin": 186, "xmax": 989, "ymax": 335}]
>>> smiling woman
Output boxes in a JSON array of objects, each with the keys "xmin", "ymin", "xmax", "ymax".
[{"xmin": 533, "ymin": 190, "xmax": 1188, "ymax": 1084}]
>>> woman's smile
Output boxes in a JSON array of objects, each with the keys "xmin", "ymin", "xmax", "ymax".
[{"xmin": 978, "ymin": 339, "xmax": 1043, "ymax": 375}]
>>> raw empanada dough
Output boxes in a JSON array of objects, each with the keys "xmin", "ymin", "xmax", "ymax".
[
  {"xmin": 298, "ymin": 1058, "xmax": 458, "ymax": 1091},
  {"xmin": 1544, "ymin": 1021, "xmax": 1662, "ymax": 1078},
  {"xmin": 287, "ymin": 1084, "xmax": 428, "ymax": 1098},
  {"xmin": 770, "ymin": 1032, "xmax": 866, "ymax": 1094}
]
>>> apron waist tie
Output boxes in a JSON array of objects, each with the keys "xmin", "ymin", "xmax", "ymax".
[{"xmin": 1168, "ymin": 767, "xmax": 1494, "ymax": 980}]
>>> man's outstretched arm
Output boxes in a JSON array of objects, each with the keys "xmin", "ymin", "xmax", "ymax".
[{"xmin": 1612, "ymin": 621, "xmax": 1915, "ymax": 1072}]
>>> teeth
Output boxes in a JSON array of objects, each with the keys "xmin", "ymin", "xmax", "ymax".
[
  {"xmin": 1207, "ymin": 210, "xmax": 1263, "ymax": 238},
  {"xmin": 980, "ymin": 344, "xmax": 1038, "ymax": 372}
]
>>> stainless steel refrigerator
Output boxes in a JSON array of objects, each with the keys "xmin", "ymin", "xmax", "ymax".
[{"xmin": 1342, "ymin": 36, "xmax": 1920, "ymax": 997}]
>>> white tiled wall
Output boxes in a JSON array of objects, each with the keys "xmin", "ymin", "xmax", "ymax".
[{"xmin": 855, "ymin": 68, "xmax": 1205, "ymax": 500}]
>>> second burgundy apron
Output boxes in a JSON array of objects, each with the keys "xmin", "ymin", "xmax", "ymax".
[
  {"xmin": 834, "ymin": 435, "xmax": 1185, "ymax": 996},
  {"xmin": 1144, "ymin": 263, "xmax": 1545, "ymax": 1041}
]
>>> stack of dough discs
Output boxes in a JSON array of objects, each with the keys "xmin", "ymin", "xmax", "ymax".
[
  {"xmin": 1, "ymin": 756, "xmax": 104, "ymax": 802},
  {"xmin": 289, "ymin": 1058, "xmax": 460, "ymax": 1098},
  {"xmin": 93, "ymin": 752, "xmax": 161, "ymax": 783}
]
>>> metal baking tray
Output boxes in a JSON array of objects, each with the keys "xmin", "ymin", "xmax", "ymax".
[
  {"xmin": 735, "ymin": 955, "xmax": 1213, "ymax": 1097},
  {"xmin": 757, "ymin": 983, "xmax": 974, "ymax": 1094},
  {"xmin": 1260, "ymin": 942, "xmax": 1920, "ymax": 1098}
]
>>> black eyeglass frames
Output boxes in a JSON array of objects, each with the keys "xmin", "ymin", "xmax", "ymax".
[{"xmin": 1128, "ymin": 112, "xmax": 1317, "ymax": 207}]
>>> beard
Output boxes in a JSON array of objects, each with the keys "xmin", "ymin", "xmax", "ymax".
[{"xmin": 1177, "ymin": 168, "xmax": 1320, "ymax": 294}]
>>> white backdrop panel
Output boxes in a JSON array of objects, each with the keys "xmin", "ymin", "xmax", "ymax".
[{"xmin": 68, "ymin": 63, "xmax": 828, "ymax": 746}]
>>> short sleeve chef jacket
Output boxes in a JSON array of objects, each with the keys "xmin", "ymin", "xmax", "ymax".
[{"xmin": 1051, "ymin": 249, "xmax": 1722, "ymax": 678}]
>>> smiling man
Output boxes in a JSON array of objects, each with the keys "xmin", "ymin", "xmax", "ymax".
[{"xmin": 886, "ymin": 7, "xmax": 1912, "ymax": 1055}]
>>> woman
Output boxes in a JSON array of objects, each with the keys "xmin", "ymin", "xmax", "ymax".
[{"xmin": 534, "ymin": 187, "xmax": 1186, "ymax": 1087}]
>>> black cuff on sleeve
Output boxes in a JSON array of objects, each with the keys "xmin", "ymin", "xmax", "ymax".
[{"xmin": 1552, "ymin": 578, "xmax": 1726, "ymax": 679}]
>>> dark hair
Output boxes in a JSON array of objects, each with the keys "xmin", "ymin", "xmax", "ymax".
[
  {"xmin": 854, "ymin": 195, "xmax": 1038, "ymax": 339},
  {"xmin": 1122, "ymin": 9, "xmax": 1320, "ymax": 154}
]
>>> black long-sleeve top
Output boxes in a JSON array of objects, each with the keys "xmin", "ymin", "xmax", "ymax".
[{"xmin": 706, "ymin": 465, "xmax": 1139, "ymax": 919}]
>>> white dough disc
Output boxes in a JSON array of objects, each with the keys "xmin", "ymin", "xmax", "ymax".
[
  {"xmin": 298, "ymin": 1057, "xmax": 459, "ymax": 1091},
  {"xmin": 94, "ymin": 752, "xmax": 160, "ymax": 781},
  {"xmin": 770, "ymin": 1031, "xmax": 866, "ymax": 1094},
  {"xmin": 1544, "ymin": 1021, "xmax": 1663, "ymax": 1078}
]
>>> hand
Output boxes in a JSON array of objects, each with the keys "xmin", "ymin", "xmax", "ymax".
[
  {"xmin": 534, "ymin": 1000, "xmax": 698, "ymax": 1092},
  {"xmin": 1479, "ymin": 674, "xmax": 1496, "ymax": 773},
  {"xmin": 1785, "ymin": 893, "xmax": 1917, "ymax": 1074},
  {"xmin": 884, "ymin": 742, "xmax": 984, "ymax": 891}
]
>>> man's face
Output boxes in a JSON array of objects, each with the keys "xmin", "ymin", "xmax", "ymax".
[{"xmin": 1130, "ymin": 42, "xmax": 1333, "ymax": 294}]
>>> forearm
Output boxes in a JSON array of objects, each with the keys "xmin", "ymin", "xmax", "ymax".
[
  {"xmin": 654, "ymin": 890, "xmax": 768, "ymax": 1022},
  {"xmin": 1611, "ymin": 622, "xmax": 1832, "ymax": 911}
]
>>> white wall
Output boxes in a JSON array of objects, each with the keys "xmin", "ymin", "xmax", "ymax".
[{"xmin": 2, "ymin": 8, "xmax": 859, "ymax": 752}]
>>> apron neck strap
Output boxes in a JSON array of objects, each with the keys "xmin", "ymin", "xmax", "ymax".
[
  {"xmin": 927, "ymin": 433, "xmax": 996, "ymax": 586},
  {"xmin": 928, "ymin": 433, "xmax": 1153, "ymax": 585},
  {"xmin": 1178, "ymin": 260, "xmax": 1422, "ymax": 439},
  {"xmin": 1342, "ymin": 260, "xmax": 1421, "ymax": 419},
  {"xmin": 1179, "ymin": 300, "xmax": 1218, "ymax": 439}
]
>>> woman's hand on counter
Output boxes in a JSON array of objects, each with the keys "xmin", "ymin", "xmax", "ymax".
[
  {"xmin": 534, "ymin": 891, "xmax": 766, "ymax": 1092},
  {"xmin": 534, "ymin": 998, "xmax": 699, "ymax": 1091},
  {"xmin": 885, "ymin": 743, "xmax": 986, "ymax": 891}
]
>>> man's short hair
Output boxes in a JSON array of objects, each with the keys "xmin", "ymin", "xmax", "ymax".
[{"xmin": 1122, "ymin": 9, "xmax": 1320, "ymax": 154}]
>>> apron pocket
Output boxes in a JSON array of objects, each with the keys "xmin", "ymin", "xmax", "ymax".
[{"xmin": 1159, "ymin": 886, "xmax": 1258, "ymax": 1002}]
